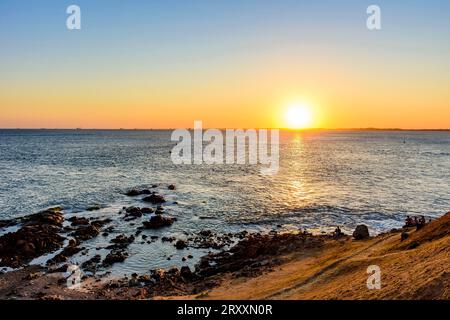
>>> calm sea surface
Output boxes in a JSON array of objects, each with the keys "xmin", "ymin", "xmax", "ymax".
[{"xmin": 1, "ymin": 129, "xmax": 449, "ymax": 275}]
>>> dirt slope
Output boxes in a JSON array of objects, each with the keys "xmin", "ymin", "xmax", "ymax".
[{"xmin": 163, "ymin": 213, "xmax": 450, "ymax": 300}]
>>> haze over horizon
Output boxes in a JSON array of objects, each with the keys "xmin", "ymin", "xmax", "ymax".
[{"xmin": 1, "ymin": 0, "xmax": 450, "ymax": 129}]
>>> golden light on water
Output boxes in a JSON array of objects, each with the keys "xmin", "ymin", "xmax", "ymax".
[{"xmin": 284, "ymin": 104, "xmax": 313, "ymax": 129}]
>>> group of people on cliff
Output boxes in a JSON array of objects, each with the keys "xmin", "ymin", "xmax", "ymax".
[{"xmin": 404, "ymin": 215, "xmax": 429, "ymax": 230}]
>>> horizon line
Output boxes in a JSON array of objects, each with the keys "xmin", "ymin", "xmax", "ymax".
[{"xmin": 1, "ymin": 127, "xmax": 450, "ymax": 131}]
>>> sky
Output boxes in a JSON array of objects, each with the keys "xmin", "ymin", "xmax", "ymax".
[{"xmin": 1, "ymin": 0, "xmax": 449, "ymax": 129}]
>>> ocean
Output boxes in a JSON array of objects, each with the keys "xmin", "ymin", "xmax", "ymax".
[{"xmin": 1, "ymin": 129, "xmax": 449, "ymax": 275}]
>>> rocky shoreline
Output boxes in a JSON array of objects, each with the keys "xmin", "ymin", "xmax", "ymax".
[{"xmin": 0, "ymin": 186, "xmax": 448, "ymax": 300}]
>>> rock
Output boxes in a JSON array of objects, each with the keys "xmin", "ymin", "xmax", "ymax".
[
  {"xmin": 168, "ymin": 184, "xmax": 176, "ymax": 190},
  {"xmin": 70, "ymin": 224, "xmax": 100, "ymax": 241},
  {"xmin": 175, "ymin": 240, "xmax": 187, "ymax": 249},
  {"xmin": 142, "ymin": 216, "xmax": 175, "ymax": 229},
  {"xmin": 81, "ymin": 254, "xmax": 102, "ymax": 273},
  {"xmin": 104, "ymin": 226, "xmax": 115, "ymax": 233},
  {"xmin": 125, "ymin": 189, "xmax": 152, "ymax": 196},
  {"xmin": 0, "ymin": 208, "xmax": 66, "ymax": 268},
  {"xmin": 149, "ymin": 268, "xmax": 166, "ymax": 281},
  {"xmin": 0, "ymin": 220, "xmax": 15, "ymax": 229},
  {"xmin": 167, "ymin": 267, "xmax": 181, "ymax": 278},
  {"xmin": 142, "ymin": 193, "xmax": 166, "ymax": 204},
  {"xmin": 352, "ymin": 225, "xmax": 370, "ymax": 240},
  {"xmin": 194, "ymin": 232, "xmax": 323, "ymax": 277},
  {"xmin": 108, "ymin": 234, "xmax": 135, "ymax": 249},
  {"xmin": 199, "ymin": 230, "xmax": 213, "ymax": 237},
  {"xmin": 47, "ymin": 239, "xmax": 84, "ymax": 265},
  {"xmin": 401, "ymin": 232, "xmax": 409, "ymax": 241},
  {"xmin": 90, "ymin": 218, "xmax": 112, "ymax": 229},
  {"xmin": 180, "ymin": 266, "xmax": 194, "ymax": 280},
  {"xmin": 86, "ymin": 204, "xmax": 101, "ymax": 211},
  {"xmin": 102, "ymin": 250, "xmax": 128, "ymax": 266},
  {"xmin": 24, "ymin": 207, "xmax": 64, "ymax": 227},
  {"xmin": 68, "ymin": 216, "xmax": 90, "ymax": 226},
  {"xmin": 141, "ymin": 207, "xmax": 154, "ymax": 214},
  {"xmin": 407, "ymin": 241, "xmax": 420, "ymax": 250},
  {"xmin": 124, "ymin": 207, "xmax": 143, "ymax": 219}
]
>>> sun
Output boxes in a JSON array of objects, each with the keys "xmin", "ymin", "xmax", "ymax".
[{"xmin": 284, "ymin": 104, "xmax": 312, "ymax": 129}]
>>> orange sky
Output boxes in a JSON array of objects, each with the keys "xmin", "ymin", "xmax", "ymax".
[{"xmin": 1, "ymin": 1, "xmax": 449, "ymax": 129}]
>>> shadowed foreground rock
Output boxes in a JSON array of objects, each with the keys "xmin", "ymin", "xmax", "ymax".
[
  {"xmin": 0, "ymin": 208, "xmax": 65, "ymax": 268},
  {"xmin": 353, "ymin": 224, "xmax": 370, "ymax": 240}
]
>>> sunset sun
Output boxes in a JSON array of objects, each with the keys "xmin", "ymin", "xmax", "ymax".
[{"xmin": 284, "ymin": 104, "xmax": 313, "ymax": 129}]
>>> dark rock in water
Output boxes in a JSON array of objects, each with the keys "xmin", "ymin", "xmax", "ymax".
[
  {"xmin": 125, "ymin": 189, "xmax": 152, "ymax": 196},
  {"xmin": 199, "ymin": 230, "xmax": 213, "ymax": 237},
  {"xmin": 124, "ymin": 207, "xmax": 143, "ymax": 219},
  {"xmin": 47, "ymin": 240, "xmax": 84, "ymax": 265},
  {"xmin": 352, "ymin": 225, "xmax": 370, "ymax": 240},
  {"xmin": 103, "ymin": 249, "xmax": 128, "ymax": 266},
  {"xmin": 188, "ymin": 229, "xmax": 230, "ymax": 250},
  {"xmin": 175, "ymin": 240, "xmax": 187, "ymax": 249},
  {"xmin": 111, "ymin": 234, "xmax": 135, "ymax": 244},
  {"xmin": 141, "ymin": 207, "xmax": 154, "ymax": 214},
  {"xmin": 142, "ymin": 215, "xmax": 175, "ymax": 229},
  {"xmin": 108, "ymin": 234, "xmax": 135, "ymax": 249},
  {"xmin": 0, "ymin": 219, "xmax": 17, "ymax": 229},
  {"xmin": 142, "ymin": 193, "xmax": 166, "ymax": 204},
  {"xmin": 161, "ymin": 236, "xmax": 175, "ymax": 242},
  {"xmin": 82, "ymin": 254, "xmax": 101, "ymax": 273},
  {"xmin": 70, "ymin": 224, "xmax": 100, "ymax": 241},
  {"xmin": 104, "ymin": 226, "xmax": 115, "ymax": 233},
  {"xmin": 90, "ymin": 218, "xmax": 112, "ymax": 229},
  {"xmin": 68, "ymin": 216, "xmax": 90, "ymax": 226},
  {"xmin": 0, "ymin": 207, "xmax": 65, "ymax": 268},
  {"xmin": 23, "ymin": 207, "xmax": 65, "ymax": 227},
  {"xmin": 168, "ymin": 184, "xmax": 176, "ymax": 190},
  {"xmin": 86, "ymin": 204, "xmax": 101, "ymax": 211}
]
